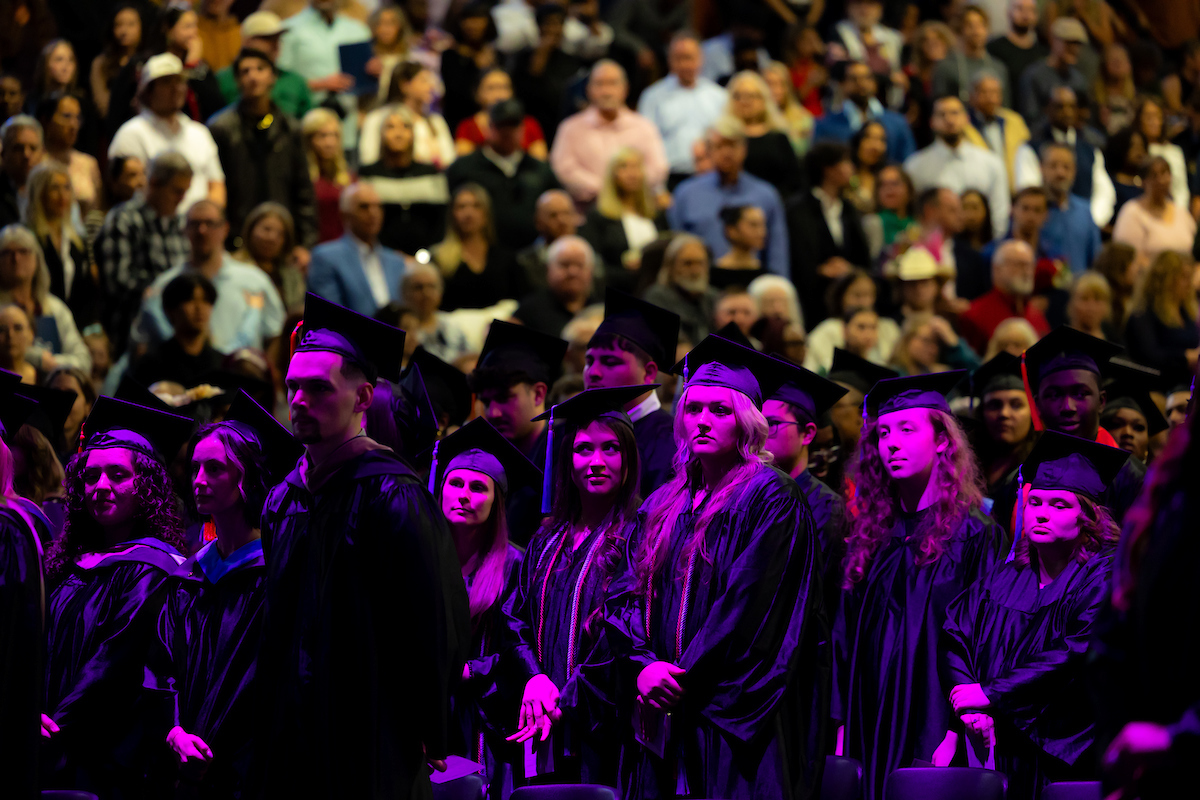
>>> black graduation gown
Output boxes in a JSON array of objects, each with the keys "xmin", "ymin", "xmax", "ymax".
[
  {"xmin": 507, "ymin": 426, "xmax": 549, "ymax": 548},
  {"xmin": 794, "ymin": 469, "xmax": 848, "ymax": 613},
  {"xmin": 147, "ymin": 539, "xmax": 267, "ymax": 799},
  {"xmin": 0, "ymin": 504, "xmax": 44, "ymax": 800},
  {"xmin": 41, "ymin": 537, "xmax": 185, "ymax": 798},
  {"xmin": 833, "ymin": 508, "xmax": 1003, "ymax": 800},
  {"xmin": 943, "ymin": 551, "xmax": 1112, "ymax": 799},
  {"xmin": 633, "ymin": 409, "xmax": 675, "ymax": 499},
  {"xmin": 605, "ymin": 465, "xmax": 827, "ymax": 800},
  {"xmin": 257, "ymin": 447, "xmax": 471, "ymax": 800}
]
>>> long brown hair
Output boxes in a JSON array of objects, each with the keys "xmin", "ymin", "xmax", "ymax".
[
  {"xmin": 1012, "ymin": 493, "xmax": 1119, "ymax": 568},
  {"xmin": 1130, "ymin": 250, "xmax": 1198, "ymax": 328},
  {"xmin": 439, "ymin": 473, "xmax": 510, "ymax": 621}
]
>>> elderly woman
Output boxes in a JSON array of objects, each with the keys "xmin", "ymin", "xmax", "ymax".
[
  {"xmin": 748, "ymin": 273, "xmax": 805, "ymax": 330},
  {"xmin": 642, "ymin": 233, "xmax": 719, "ymax": 345},
  {"xmin": 232, "ymin": 202, "xmax": 306, "ymax": 314},
  {"xmin": 0, "ymin": 224, "xmax": 90, "ymax": 375},
  {"xmin": 24, "ymin": 161, "xmax": 98, "ymax": 326},
  {"xmin": 399, "ymin": 262, "xmax": 471, "ymax": 363},
  {"xmin": 725, "ymin": 70, "xmax": 803, "ymax": 198}
]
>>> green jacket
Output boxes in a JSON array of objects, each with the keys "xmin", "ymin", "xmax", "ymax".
[{"xmin": 216, "ymin": 67, "xmax": 312, "ymax": 119}]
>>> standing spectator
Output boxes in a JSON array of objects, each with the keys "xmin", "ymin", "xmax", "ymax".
[
  {"xmin": 446, "ymin": 99, "xmax": 558, "ymax": 252},
  {"xmin": 209, "ymin": 48, "xmax": 317, "ymax": 253},
  {"xmin": 748, "ymin": 272, "xmax": 805, "ymax": 331},
  {"xmin": 1111, "ymin": 157, "xmax": 1197, "ymax": 264},
  {"xmin": 360, "ymin": 104, "xmax": 449, "ymax": 256},
  {"xmin": 129, "ymin": 272, "xmax": 224, "ymax": 387},
  {"xmin": 863, "ymin": 163, "xmax": 916, "ymax": 258},
  {"xmin": 1104, "ymin": 126, "xmax": 1149, "ymax": 219},
  {"xmin": 0, "ymin": 302, "xmax": 40, "ymax": 383},
  {"xmin": 813, "ymin": 61, "xmax": 917, "ymax": 164},
  {"xmin": 233, "ymin": 202, "xmax": 306, "ymax": 313},
  {"xmin": 1018, "ymin": 17, "xmax": 1091, "ymax": 129},
  {"xmin": 105, "ymin": 155, "xmax": 145, "ymax": 210},
  {"xmin": 1093, "ymin": 241, "xmax": 1138, "ymax": 328},
  {"xmin": 24, "ymin": 161, "xmax": 97, "ymax": 326},
  {"xmin": 512, "ymin": 235, "xmax": 597, "ymax": 336},
  {"xmin": 1067, "ymin": 270, "xmax": 1117, "ymax": 341},
  {"xmin": 1095, "ymin": 43, "xmax": 1137, "ymax": 135},
  {"xmin": 669, "ymin": 116, "xmax": 789, "ymax": 277},
  {"xmin": 933, "ymin": 5, "xmax": 1010, "ymax": 105},
  {"xmin": 724, "ymin": 70, "xmax": 803, "ymax": 199},
  {"xmin": 782, "ymin": 23, "xmax": 827, "ymax": 118},
  {"xmin": 108, "ymin": 53, "xmax": 225, "ymax": 213},
  {"xmin": 762, "ymin": 60, "xmax": 814, "ymax": 157},
  {"xmin": 28, "ymin": 39, "xmax": 79, "ymax": 112},
  {"xmin": 0, "ymin": 73, "xmax": 26, "ymax": 124},
  {"xmin": 903, "ymin": 21, "xmax": 955, "ymax": 149},
  {"xmin": 359, "ymin": 61, "xmax": 456, "ymax": 169},
  {"xmin": 804, "ymin": 268, "xmax": 900, "ymax": 373},
  {"xmin": 0, "ymin": 116, "xmax": 44, "ymax": 228},
  {"xmin": 1029, "ymin": 86, "xmax": 1116, "ymax": 226},
  {"xmin": 1040, "ymin": 141, "xmax": 1103, "ymax": 274},
  {"xmin": 143, "ymin": 3, "xmax": 227, "ymax": 124},
  {"xmin": 960, "ymin": 188, "xmax": 995, "ymax": 253},
  {"xmin": 435, "ymin": 183, "xmax": 524, "ymax": 310},
  {"xmin": 491, "ymin": 0, "xmax": 610, "ymax": 57},
  {"xmin": 0, "ymin": 0, "xmax": 56, "ymax": 91},
  {"xmin": 712, "ymin": 205, "xmax": 767, "ymax": 288},
  {"xmin": 440, "ymin": 3, "xmax": 499, "ymax": 134},
  {"xmin": 398, "ymin": 263, "xmax": 470, "ymax": 363},
  {"xmin": 196, "ymin": 0, "xmax": 241, "ymax": 74},
  {"xmin": 987, "ymin": 0, "xmax": 1048, "ymax": 94},
  {"xmin": 89, "ymin": 4, "xmax": 142, "ymax": 119},
  {"xmin": 365, "ymin": 4, "xmax": 413, "ymax": 110},
  {"xmin": 550, "ymin": 59, "xmax": 668, "ymax": 206},
  {"xmin": 94, "ymin": 152, "xmax": 191, "ymax": 350},
  {"xmin": 578, "ymin": 146, "xmax": 665, "ymax": 293},
  {"xmin": 642, "ymin": 233, "xmax": 718, "ymax": 344},
  {"xmin": 515, "ymin": 188, "xmax": 579, "ymax": 289},
  {"xmin": 302, "ymin": 107, "xmax": 351, "ymax": 244},
  {"xmin": 509, "ymin": 4, "xmax": 582, "ymax": 146},
  {"xmin": 958, "ymin": 238, "xmax": 1051, "ymax": 353},
  {"xmin": 1131, "ymin": 97, "xmax": 1191, "ymax": 210},
  {"xmin": 847, "ymin": 120, "xmax": 888, "ymax": 213},
  {"xmin": 452, "ymin": 68, "xmax": 547, "ymax": 160},
  {"xmin": 964, "ymin": 71, "xmax": 1034, "ymax": 193},
  {"xmin": 35, "ymin": 92, "xmax": 102, "ymax": 226},
  {"xmin": 637, "ymin": 32, "xmax": 728, "ymax": 188},
  {"xmin": 215, "ymin": 12, "xmax": 313, "ymax": 119},
  {"xmin": 1124, "ymin": 250, "xmax": 1200, "ymax": 387},
  {"xmin": 307, "ymin": 182, "xmax": 405, "ymax": 317},
  {"xmin": 906, "ymin": 95, "xmax": 1011, "ymax": 238},
  {"xmin": 981, "ymin": 186, "xmax": 1055, "ymax": 268},
  {"xmin": 828, "ymin": 0, "xmax": 904, "ymax": 95},
  {"xmin": 787, "ymin": 141, "xmax": 871, "ymax": 326}
]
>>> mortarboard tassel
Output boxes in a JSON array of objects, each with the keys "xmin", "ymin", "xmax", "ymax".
[
  {"xmin": 1021, "ymin": 350, "xmax": 1044, "ymax": 432},
  {"xmin": 683, "ymin": 352, "xmax": 689, "ymax": 385},
  {"xmin": 427, "ymin": 440, "xmax": 440, "ymax": 495},
  {"xmin": 541, "ymin": 407, "xmax": 554, "ymax": 514},
  {"xmin": 1006, "ymin": 464, "xmax": 1026, "ymax": 564},
  {"xmin": 289, "ymin": 318, "xmax": 305, "ymax": 360},
  {"xmin": 862, "ymin": 392, "xmax": 869, "ymax": 425}
]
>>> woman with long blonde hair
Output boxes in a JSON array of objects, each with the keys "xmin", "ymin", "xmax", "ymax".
[
  {"xmin": 579, "ymin": 147, "xmax": 665, "ymax": 294},
  {"xmin": 724, "ymin": 70, "xmax": 803, "ymax": 197},
  {"xmin": 834, "ymin": 372, "xmax": 1003, "ymax": 800},
  {"xmin": 302, "ymin": 108, "xmax": 352, "ymax": 243},
  {"xmin": 24, "ymin": 161, "xmax": 97, "ymax": 326},
  {"xmin": 434, "ymin": 183, "xmax": 524, "ymax": 311},
  {"xmin": 762, "ymin": 60, "xmax": 814, "ymax": 157},
  {"xmin": 1125, "ymin": 250, "xmax": 1200, "ymax": 387}
]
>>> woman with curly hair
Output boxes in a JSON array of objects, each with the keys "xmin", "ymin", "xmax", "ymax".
[
  {"xmin": 605, "ymin": 335, "xmax": 826, "ymax": 800},
  {"xmin": 942, "ymin": 432, "xmax": 1124, "ymax": 796},
  {"xmin": 833, "ymin": 371, "xmax": 1003, "ymax": 800},
  {"xmin": 40, "ymin": 397, "xmax": 192, "ymax": 797}
]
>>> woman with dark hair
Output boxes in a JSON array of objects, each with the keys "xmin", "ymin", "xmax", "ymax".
[
  {"xmin": 453, "ymin": 68, "xmax": 547, "ymax": 159},
  {"xmin": 441, "ymin": 3, "xmax": 500, "ymax": 134},
  {"xmin": 1131, "ymin": 98, "xmax": 1189, "ymax": 209},
  {"xmin": 29, "ymin": 39, "xmax": 78, "ymax": 109},
  {"xmin": 942, "ymin": 432, "xmax": 1123, "ymax": 795},
  {"xmin": 712, "ymin": 205, "xmax": 767, "ymax": 287},
  {"xmin": 847, "ymin": 120, "xmax": 889, "ymax": 214},
  {"xmin": 40, "ymin": 397, "xmax": 192, "ymax": 797},
  {"xmin": 233, "ymin": 202, "xmax": 306, "ymax": 314},
  {"xmin": 46, "ymin": 365, "xmax": 97, "ymax": 461},
  {"xmin": 804, "ymin": 269, "xmax": 901, "ymax": 375},
  {"xmin": 864, "ymin": 164, "xmax": 916, "ymax": 259},
  {"xmin": 89, "ymin": 3, "xmax": 142, "ymax": 118},
  {"xmin": 1111, "ymin": 157, "xmax": 1197, "ymax": 265},
  {"xmin": 1104, "ymin": 126, "xmax": 1148, "ymax": 220},
  {"xmin": 36, "ymin": 91, "xmax": 103, "ymax": 226},
  {"xmin": 960, "ymin": 189, "xmax": 994, "ymax": 253},
  {"xmin": 969, "ymin": 353, "xmax": 1036, "ymax": 497},
  {"xmin": 833, "ymin": 372, "xmax": 1003, "ymax": 800}
]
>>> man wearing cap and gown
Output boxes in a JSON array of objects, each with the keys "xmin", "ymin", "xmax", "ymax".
[
  {"xmin": 256, "ymin": 294, "xmax": 469, "ymax": 799},
  {"xmin": 605, "ymin": 334, "xmax": 828, "ymax": 800},
  {"xmin": 943, "ymin": 432, "xmax": 1125, "ymax": 796},
  {"xmin": 826, "ymin": 348, "xmax": 899, "ymax": 451},
  {"xmin": 584, "ymin": 290, "xmax": 682, "ymax": 497},
  {"xmin": 967, "ymin": 352, "xmax": 1037, "ymax": 500}
]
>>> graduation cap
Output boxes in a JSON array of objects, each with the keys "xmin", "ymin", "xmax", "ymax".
[
  {"xmin": 426, "ymin": 417, "xmax": 542, "ymax": 498},
  {"xmin": 827, "ymin": 348, "xmax": 899, "ymax": 395},
  {"xmin": 1023, "ymin": 430, "xmax": 1130, "ymax": 500},
  {"xmin": 220, "ymin": 389, "xmax": 305, "ymax": 480},
  {"xmin": 670, "ymin": 333, "xmax": 790, "ymax": 409},
  {"xmin": 394, "ymin": 362, "xmax": 441, "ymax": 455},
  {"xmin": 1021, "ymin": 328, "xmax": 1125, "ymax": 432},
  {"xmin": 970, "ymin": 352, "xmax": 1025, "ymax": 400},
  {"xmin": 472, "ymin": 320, "xmax": 568, "ymax": 388},
  {"xmin": 768, "ymin": 357, "xmax": 849, "ymax": 425},
  {"xmin": 409, "ymin": 347, "xmax": 472, "ymax": 428},
  {"xmin": 1102, "ymin": 360, "xmax": 1169, "ymax": 437},
  {"xmin": 865, "ymin": 370, "xmax": 967, "ymax": 419},
  {"xmin": 0, "ymin": 385, "xmax": 38, "ymax": 439},
  {"xmin": 588, "ymin": 289, "xmax": 681, "ymax": 367},
  {"xmin": 294, "ymin": 292, "xmax": 406, "ymax": 383},
  {"xmin": 714, "ymin": 321, "xmax": 755, "ymax": 349},
  {"xmin": 80, "ymin": 396, "xmax": 195, "ymax": 463},
  {"xmin": 0, "ymin": 368, "xmax": 20, "ymax": 389},
  {"xmin": 14, "ymin": 382, "xmax": 77, "ymax": 438}
]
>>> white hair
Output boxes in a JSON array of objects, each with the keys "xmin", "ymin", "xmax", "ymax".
[
  {"xmin": 401, "ymin": 261, "xmax": 444, "ymax": 293},
  {"xmin": 747, "ymin": 274, "xmax": 805, "ymax": 331},
  {"xmin": 339, "ymin": 181, "xmax": 378, "ymax": 215},
  {"xmin": 991, "ymin": 237, "xmax": 1034, "ymax": 269},
  {"xmin": 589, "ymin": 59, "xmax": 628, "ymax": 86},
  {"xmin": 547, "ymin": 234, "xmax": 595, "ymax": 271}
]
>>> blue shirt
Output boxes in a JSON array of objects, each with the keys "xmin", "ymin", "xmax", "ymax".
[
  {"xmin": 667, "ymin": 171, "xmax": 789, "ymax": 276},
  {"xmin": 812, "ymin": 102, "xmax": 917, "ymax": 162},
  {"xmin": 1043, "ymin": 194, "xmax": 1102, "ymax": 274},
  {"xmin": 637, "ymin": 75, "xmax": 728, "ymax": 174},
  {"xmin": 277, "ymin": 7, "xmax": 370, "ymax": 148}
]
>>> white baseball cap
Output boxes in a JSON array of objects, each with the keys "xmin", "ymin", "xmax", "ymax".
[
  {"xmin": 242, "ymin": 11, "xmax": 285, "ymax": 39},
  {"xmin": 138, "ymin": 53, "xmax": 184, "ymax": 94}
]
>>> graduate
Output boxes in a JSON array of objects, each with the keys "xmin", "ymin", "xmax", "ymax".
[
  {"xmin": 257, "ymin": 294, "xmax": 470, "ymax": 799},
  {"xmin": 941, "ymin": 432, "xmax": 1126, "ymax": 798},
  {"xmin": 147, "ymin": 390, "xmax": 304, "ymax": 799},
  {"xmin": 584, "ymin": 290, "xmax": 682, "ymax": 498},
  {"xmin": 432, "ymin": 418, "xmax": 540, "ymax": 800},
  {"xmin": 501, "ymin": 385, "xmax": 651, "ymax": 787},
  {"xmin": 969, "ymin": 353, "xmax": 1036, "ymax": 498},
  {"xmin": 1099, "ymin": 361, "xmax": 1169, "ymax": 465},
  {"xmin": 364, "ymin": 359, "xmax": 443, "ymax": 461},
  {"xmin": 411, "ymin": 345, "xmax": 474, "ymax": 436},
  {"xmin": 40, "ymin": 396, "xmax": 194, "ymax": 797},
  {"xmin": 605, "ymin": 334, "xmax": 827, "ymax": 800},
  {"xmin": 833, "ymin": 371, "xmax": 1004, "ymax": 800},
  {"xmin": 826, "ymin": 348, "xmax": 899, "ymax": 452}
]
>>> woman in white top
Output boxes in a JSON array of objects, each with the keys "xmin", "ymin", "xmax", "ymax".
[
  {"xmin": 1132, "ymin": 98, "xmax": 1190, "ymax": 211},
  {"xmin": 803, "ymin": 269, "xmax": 900, "ymax": 375},
  {"xmin": 1111, "ymin": 156, "xmax": 1197, "ymax": 266},
  {"xmin": 359, "ymin": 61, "xmax": 456, "ymax": 169},
  {"xmin": 578, "ymin": 146, "xmax": 665, "ymax": 294}
]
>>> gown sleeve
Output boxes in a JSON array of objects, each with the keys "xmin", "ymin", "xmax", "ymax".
[
  {"xmin": 600, "ymin": 517, "xmax": 660, "ymax": 681},
  {"xmin": 942, "ymin": 580, "xmax": 985, "ymax": 690},
  {"xmin": 143, "ymin": 583, "xmax": 187, "ymax": 733},
  {"xmin": 498, "ymin": 535, "xmax": 550, "ymax": 686}
]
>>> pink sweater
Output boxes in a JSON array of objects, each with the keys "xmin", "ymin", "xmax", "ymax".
[{"xmin": 549, "ymin": 106, "xmax": 669, "ymax": 203}]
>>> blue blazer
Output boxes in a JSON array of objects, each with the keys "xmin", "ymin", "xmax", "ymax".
[
  {"xmin": 307, "ymin": 234, "xmax": 407, "ymax": 317},
  {"xmin": 812, "ymin": 108, "xmax": 917, "ymax": 162}
]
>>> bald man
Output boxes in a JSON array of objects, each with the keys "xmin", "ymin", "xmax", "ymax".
[{"xmin": 958, "ymin": 238, "xmax": 1051, "ymax": 353}]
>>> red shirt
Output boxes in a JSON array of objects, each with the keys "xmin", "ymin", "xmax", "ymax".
[
  {"xmin": 958, "ymin": 288, "xmax": 1051, "ymax": 355},
  {"xmin": 454, "ymin": 115, "xmax": 546, "ymax": 151},
  {"xmin": 314, "ymin": 176, "xmax": 346, "ymax": 244}
]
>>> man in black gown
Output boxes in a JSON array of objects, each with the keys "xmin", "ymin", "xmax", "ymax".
[
  {"xmin": 584, "ymin": 289, "xmax": 682, "ymax": 498},
  {"xmin": 257, "ymin": 293, "xmax": 469, "ymax": 799}
]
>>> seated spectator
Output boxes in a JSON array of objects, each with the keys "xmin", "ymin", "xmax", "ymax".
[
  {"xmin": 89, "ymin": 4, "xmax": 142, "ymax": 119},
  {"xmin": 899, "ymin": 187, "xmax": 980, "ymax": 303},
  {"xmin": 0, "ymin": 303, "xmax": 38, "ymax": 383},
  {"xmin": 959, "ymin": 188, "xmax": 994, "ymax": 254},
  {"xmin": 847, "ymin": 120, "xmax": 888, "ymax": 213},
  {"xmin": 902, "ymin": 21, "xmax": 954, "ymax": 148},
  {"xmin": 779, "ymin": 26, "xmax": 825, "ymax": 116},
  {"xmin": 1095, "ymin": 43, "xmax": 1137, "ymax": 135},
  {"xmin": 1166, "ymin": 384, "xmax": 1192, "ymax": 430},
  {"xmin": 964, "ymin": 70, "xmax": 1034, "ymax": 193},
  {"xmin": 1105, "ymin": 127, "xmax": 1148, "ymax": 221},
  {"xmin": 365, "ymin": 4, "xmax": 414, "ymax": 111},
  {"xmin": 108, "ymin": 53, "xmax": 225, "ymax": 213},
  {"xmin": 399, "ymin": 263, "xmax": 470, "ymax": 363},
  {"xmin": 360, "ymin": 61, "xmax": 456, "ymax": 169},
  {"xmin": 516, "ymin": 189, "xmax": 581, "ymax": 290},
  {"xmin": 986, "ymin": 0, "xmax": 1047, "ymax": 96},
  {"xmin": 890, "ymin": 312, "xmax": 971, "ymax": 375},
  {"xmin": 215, "ymin": 12, "xmax": 313, "ymax": 119},
  {"xmin": 105, "ymin": 155, "xmax": 145, "ymax": 210},
  {"xmin": 863, "ymin": 164, "xmax": 916, "ymax": 259},
  {"xmin": 642, "ymin": 233, "xmax": 719, "ymax": 344},
  {"xmin": 28, "ymin": 40, "xmax": 81, "ymax": 116},
  {"xmin": 359, "ymin": 104, "xmax": 449, "ymax": 256},
  {"xmin": 23, "ymin": 162, "xmax": 97, "ymax": 327},
  {"xmin": 748, "ymin": 272, "xmax": 805, "ymax": 331},
  {"xmin": 0, "ymin": 116, "xmax": 44, "ymax": 229},
  {"xmin": 303, "ymin": 108, "xmax": 352, "ymax": 244},
  {"xmin": 712, "ymin": 204, "xmax": 768, "ymax": 289},
  {"xmin": 1094, "ymin": 241, "xmax": 1138, "ymax": 327},
  {"xmin": 0, "ymin": 75, "xmax": 26, "ymax": 125},
  {"xmin": 828, "ymin": 0, "xmax": 903, "ymax": 94},
  {"xmin": 724, "ymin": 70, "xmax": 803, "ymax": 199},
  {"xmin": 35, "ymin": 92, "xmax": 102, "ymax": 225},
  {"xmin": 1112, "ymin": 157, "xmax": 1198, "ymax": 266},
  {"xmin": 1029, "ymin": 86, "xmax": 1116, "ymax": 227},
  {"xmin": 670, "ymin": 116, "xmax": 788, "ymax": 277},
  {"xmin": 136, "ymin": 201, "xmax": 284, "ymax": 361},
  {"xmin": 1125, "ymin": 250, "xmax": 1200, "ymax": 388},
  {"xmin": 492, "ymin": 0, "xmax": 611, "ymax": 57},
  {"xmin": 210, "ymin": 47, "xmax": 317, "ymax": 254},
  {"xmin": 813, "ymin": 61, "xmax": 917, "ymax": 164},
  {"xmin": 510, "ymin": 4, "xmax": 583, "ymax": 146},
  {"xmin": 1040, "ymin": 142, "xmax": 1103, "ymax": 275},
  {"xmin": 804, "ymin": 268, "xmax": 900, "ymax": 373},
  {"xmin": 1131, "ymin": 97, "xmax": 1191, "ymax": 210},
  {"xmin": 512, "ymin": 235, "xmax": 597, "ymax": 336},
  {"xmin": 578, "ymin": 146, "xmax": 665, "ymax": 294},
  {"xmin": 884, "ymin": 245, "xmax": 955, "ymax": 325},
  {"xmin": 549, "ymin": 59, "xmax": 668, "ymax": 206},
  {"xmin": 932, "ymin": 5, "xmax": 1010, "ymax": 105},
  {"xmin": 787, "ymin": 141, "xmax": 871, "ymax": 326},
  {"xmin": 434, "ymin": 183, "xmax": 523, "ymax": 310},
  {"xmin": 232, "ymin": 202, "xmax": 306, "ymax": 313},
  {"xmin": 196, "ymin": 0, "xmax": 242, "ymax": 73},
  {"xmin": 711, "ymin": 286, "xmax": 759, "ymax": 338},
  {"xmin": 981, "ymin": 186, "xmax": 1059, "ymax": 280},
  {"xmin": 308, "ymin": 182, "xmax": 405, "ymax": 317},
  {"xmin": 637, "ymin": 31, "xmax": 728, "ymax": 187},
  {"xmin": 1018, "ymin": 17, "xmax": 1091, "ymax": 130},
  {"xmin": 453, "ymin": 68, "xmax": 547, "ymax": 161},
  {"xmin": 130, "ymin": 272, "xmax": 225, "ymax": 387},
  {"xmin": 1067, "ymin": 270, "xmax": 1118, "ymax": 342},
  {"xmin": 0, "ymin": 224, "xmax": 90, "ymax": 374},
  {"xmin": 762, "ymin": 60, "xmax": 813, "ymax": 157},
  {"xmin": 983, "ymin": 315, "xmax": 1039, "ymax": 360},
  {"xmin": 959, "ymin": 238, "xmax": 1051, "ymax": 353},
  {"xmin": 446, "ymin": 98, "xmax": 559, "ymax": 252},
  {"xmin": 441, "ymin": 3, "xmax": 500, "ymax": 134}
]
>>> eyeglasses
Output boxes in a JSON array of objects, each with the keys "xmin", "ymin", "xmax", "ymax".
[{"xmin": 766, "ymin": 420, "xmax": 803, "ymax": 434}]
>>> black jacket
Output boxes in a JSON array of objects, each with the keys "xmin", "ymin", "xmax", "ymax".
[
  {"xmin": 38, "ymin": 231, "xmax": 99, "ymax": 328},
  {"xmin": 578, "ymin": 208, "xmax": 667, "ymax": 294},
  {"xmin": 0, "ymin": 172, "xmax": 20, "ymax": 229},
  {"xmin": 445, "ymin": 149, "xmax": 560, "ymax": 250},
  {"xmin": 786, "ymin": 191, "xmax": 871, "ymax": 326}
]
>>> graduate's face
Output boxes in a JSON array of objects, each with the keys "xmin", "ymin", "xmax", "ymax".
[
  {"xmin": 82, "ymin": 448, "xmax": 140, "ymax": 531},
  {"xmin": 1037, "ymin": 370, "xmax": 1105, "ymax": 439},
  {"xmin": 441, "ymin": 469, "xmax": 495, "ymax": 529},
  {"xmin": 876, "ymin": 408, "xmax": 945, "ymax": 482},
  {"xmin": 286, "ymin": 351, "xmax": 373, "ymax": 445},
  {"xmin": 191, "ymin": 434, "xmax": 244, "ymax": 517},
  {"xmin": 479, "ymin": 382, "xmax": 544, "ymax": 441},
  {"xmin": 583, "ymin": 344, "xmax": 652, "ymax": 392},
  {"xmin": 764, "ymin": 400, "xmax": 816, "ymax": 467},
  {"xmin": 1102, "ymin": 407, "xmax": 1149, "ymax": 462},
  {"xmin": 1024, "ymin": 489, "xmax": 1084, "ymax": 549},
  {"xmin": 572, "ymin": 421, "xmax": 625, "ymax": 498},
  {"xmin": 982, "ymin": 389, "xmax": 1032, "ymax": 446},
  {"xmin": 681, "ymin": 386, "xmax": 740, "ymax": 458}
]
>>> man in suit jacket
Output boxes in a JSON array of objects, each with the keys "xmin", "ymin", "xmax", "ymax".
[
  {"xmin": 787, "ymin": 141, "xmax": 871, "ymax": 326},
  {"xmin": 307, "ymin": 183, "xmax": 407, "ymax": 317},
  {"xmin": 811, "ymin": 61, "xmax": 916, "ymax": 162},
  {"xmin": 964, "ymin": 70, "xmax": 1035, "ymax": 192}
]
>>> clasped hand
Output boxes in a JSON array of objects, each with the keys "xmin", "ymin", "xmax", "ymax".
[
  {"xmin": 637, "ymin": 661, "xmax": 686, "ymax": 710},
  {"xmin": 506, "ymin": 674, "xmax": 562, "ymax": 743}
]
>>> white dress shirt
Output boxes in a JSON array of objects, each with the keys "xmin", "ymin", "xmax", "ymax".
[
  {"xmin": 353, "ymin": 234, "xmax": 393, "ymax": 308},
  {"xmin": 627, "ymin": 389, "xmax": 662, "ymax": 423},
  {"xmin": 812, "ymin": 187, "xmax": 845, "ymax": 247},
  {"xmin": 905, "ymin": 138, "xmax": 1010, "ymax": 238}
]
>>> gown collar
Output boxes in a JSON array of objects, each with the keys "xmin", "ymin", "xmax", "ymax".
[{"xmin": 195, "ymin": 539, "xmax": 265, "ymax": 584}]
